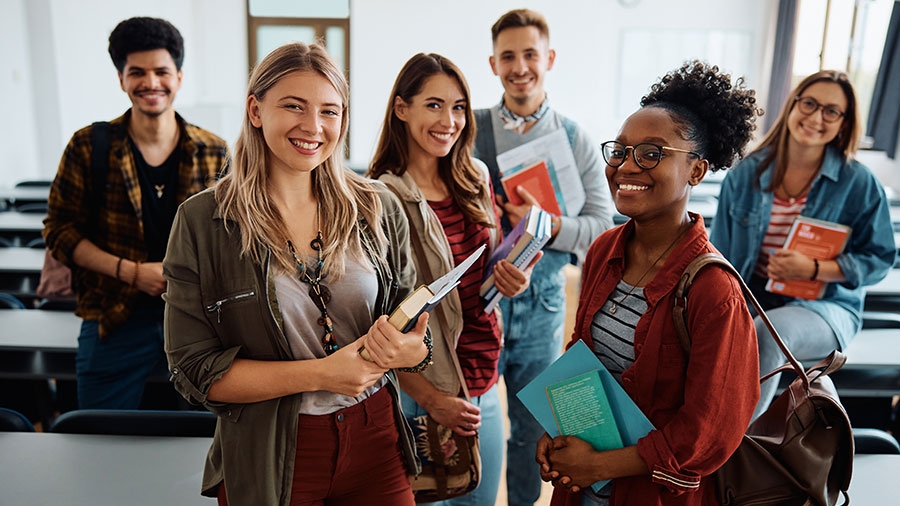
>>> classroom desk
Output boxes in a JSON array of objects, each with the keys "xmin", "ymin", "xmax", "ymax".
[
  {"xmin": 0, "ymin": 432, "xmax": 213, "ymax": 506},
  {"xmin": 0, "ymin": 186, "xmax": 49, "ymax": 207},
  {"xmin": 0, "ymin": 246, "xmax": 44, "ymax": 296},
  {"xmin": 0, "ymin": 210, "xmax": 45, "ymax": 233},
  {"xmin": 0, "ymin": 310, "xmax": 80, "ymax": 380},
  {"xmin": 849, "ymin": 454, "xmax": 900, "ymax": 504},
  {"xmin": 867, "ymin": 267, "xmax": 900, "ymax": 297},
  {"xmin": 828, "ymin": 329, "xmax": 900, "ymax": 397}
]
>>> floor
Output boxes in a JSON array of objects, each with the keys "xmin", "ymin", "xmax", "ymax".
[{"xmin": 494, "ymin": 264, "xmax": 580, "ymax": 506}]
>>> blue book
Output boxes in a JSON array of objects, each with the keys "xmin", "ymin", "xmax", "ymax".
[{"xmin": 516, "ymin": 340, "xmax": 655, "ymax": 492}]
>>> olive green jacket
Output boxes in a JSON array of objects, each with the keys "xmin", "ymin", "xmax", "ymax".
[{"xmin": 162, "ymin": 184, "xmax": 420, "ymax": 506}]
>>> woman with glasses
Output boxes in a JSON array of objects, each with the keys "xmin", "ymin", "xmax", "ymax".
[
  {"xmin": 710, "ymin": 70, "xmax": 896, "ymax": 420},
  {"xmin": 536, "ymin": 60, "xmax": 762, "ymax": 506}
]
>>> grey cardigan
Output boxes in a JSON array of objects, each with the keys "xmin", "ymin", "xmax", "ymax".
[{"xmin": 163, "ymin": 184, "xmax": 420, "ymax": 506}]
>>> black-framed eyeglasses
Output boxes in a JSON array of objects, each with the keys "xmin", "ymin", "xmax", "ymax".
[
  {"xmin": 793, "ymin": 96, "xmax": 845, "ymax": 123},
  {"xmin": 600, "ymin": 141, "xmax": 701, "ymax": 170}
]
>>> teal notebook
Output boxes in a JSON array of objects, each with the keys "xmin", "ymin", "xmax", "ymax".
[{"xmin": 516, "ymin": 340, "xmax": 655, "ymax": 492}]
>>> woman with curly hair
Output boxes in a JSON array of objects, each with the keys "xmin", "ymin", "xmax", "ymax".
[
  {"xmin": 537, "ymin": 61, "xmax": 762, "ymax": 505},
  {"xmin": 710, "ymin": 71, "xmax": 896, "ymax": 419}
]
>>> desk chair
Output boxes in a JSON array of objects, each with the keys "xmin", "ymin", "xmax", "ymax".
[
  {"xmin": 0, "ymin": 407, "xmax": 35, "ymax": 432},
  {"xmin": 13, "ymin": 180, "xmax": 52, "ymax": 189},
  {"xmin": 0, "ymin": 293, "xmax": 26, "ymax": 309},
  {"xmin": 13, "ymin": 202, "xmax": 48, "ymax": 214},
  {"xmin": 50, "ymin": 409, "xmax": 218, "ymax": 437},
  {"xmin": 853, "ymin": 428, "xmax": 900, "ymax": 454}
]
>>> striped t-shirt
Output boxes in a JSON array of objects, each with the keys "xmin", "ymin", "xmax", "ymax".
[
  {"xmin": 428, "ymin": 197, "xmax": 501, "ymax": 397},
  {"xmin": 754, "ymin": 194, "xmax": 806, "ymax": 278},
  {"xmin": 585, "ymin": 279, "xmax": 647, "ymax": 504}
]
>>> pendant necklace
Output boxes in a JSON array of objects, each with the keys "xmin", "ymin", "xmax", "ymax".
[
  {"xmin": 154, "ymin": 185, "xmax": 165, "ymax": 199},
  {"xmin": 780, "ymin": 170, "xmax": 818, "ymax": 205},
  {"xmin": 609, "ymin": 222, "xmax": 691, "ymax": 314},
  {"xmin": 287, "ymin": 206, "xmax": 337, "ymax": 355}
]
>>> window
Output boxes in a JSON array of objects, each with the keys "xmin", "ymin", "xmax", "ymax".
[
  {"xmin": 246, "ymin": 0, "xmax": 351, "ymax": 155},
  {"xmin": 247, "ymin": 0, "xmax": 350, "ymax": 75},
  {"xmin": 792, "ymin": 0, "xmax": 894, "ymax": 138}
]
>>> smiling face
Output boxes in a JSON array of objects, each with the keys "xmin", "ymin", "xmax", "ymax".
[
  {"xmin": 247, "ymin": 70, "xmax": 343, "ymax": 176},
  {"xmin": 118, "ymin": 48, "xmax": 183, "ymax": 119},
  {"xmin": 394, "ymin": 73, "xmax": 467, "ymax": 161},
  {"xmin": 490, "ymin": 26, "xmax": 555, "ymax": 113},
  {"xmin": 787, "ymin": 81, "xmax": 848, "ymax": 152},
  {"xmin": 606, "ymin": 107, "xmax": 707, "ymax": 223}
]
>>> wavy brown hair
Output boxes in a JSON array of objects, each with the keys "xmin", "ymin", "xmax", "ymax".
[
  {"xmin": 752, "ymin": 70, "xmax": 861, "ymax": 191},
  {"xmin": 215, "ymin": 42, "xmax": 386, "ymax": 276},
  {"xmin": 367, "ymin": 53, "xmax": 492, "ymax": 228}
]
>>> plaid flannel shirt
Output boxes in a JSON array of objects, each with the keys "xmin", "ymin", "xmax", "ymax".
[{"xmin": 43, "ymin": 110, "xmax": 229, "ymax": 337}]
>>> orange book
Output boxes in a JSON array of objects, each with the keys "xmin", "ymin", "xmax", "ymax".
[
  {"xmin": 500, "ymin": 160, "xmax": 562, "ymax": 216},
  {"xmin": 765, "ymin": 217, "xmax": 851, "ymax": 300}
]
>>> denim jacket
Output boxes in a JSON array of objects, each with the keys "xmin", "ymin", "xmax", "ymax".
[{"xmin": 710, "ymin": 146, "xmax": 896, "ymax": 347}]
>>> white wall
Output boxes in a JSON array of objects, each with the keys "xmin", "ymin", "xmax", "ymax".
[{"xmin": 12, "ymin": 0, "xmax": 896, "ymax": 193}]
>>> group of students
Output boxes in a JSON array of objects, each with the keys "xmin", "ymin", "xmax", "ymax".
[{"xmin": 41, "ymin": 7, "xmax": 896, "ymax": 506}]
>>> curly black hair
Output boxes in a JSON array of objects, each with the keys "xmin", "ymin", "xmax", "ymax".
[
  {"xmin": 108, "ymin": 17, "xmax": 184, "ymax": 72},
  {"xmin": 641, "ymin": 60, "xmax": 762, "ymax": 171}
]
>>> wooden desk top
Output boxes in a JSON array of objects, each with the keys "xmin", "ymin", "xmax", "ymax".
[
  {"xmin": 0, "ymin": 247, "xmax": 44, "ymax": 273},
  {"xmin": 0, "ymin": 432, "xmax": 212, "ymax": 506}
]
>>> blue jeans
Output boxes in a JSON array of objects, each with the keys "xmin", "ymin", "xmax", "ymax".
[
  {"xmin": 500, "ymin": 251, "xmax": 568, "ymax": 506},
  {"xmin": 401, "ymin": 383, "xmax": 504, "ymax": 506},
  {"xmin": 753, "ymin": 304, "xmax": 841, "ymax": 420},
  {"xmin": 76, "ymin": 307, "xmax": 170, "ymax": 409}
]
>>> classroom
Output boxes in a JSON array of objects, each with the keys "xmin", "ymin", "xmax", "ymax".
[{"xmin": 2, "ymin": 1, "xmax": 900, "ymax": 505}]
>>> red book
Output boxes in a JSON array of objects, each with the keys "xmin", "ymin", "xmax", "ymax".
[
  {"xmin": 500, "ymin": 160, "xmax": 562, "ymax": 216},
  {"xmin": 765, "ymin": 217, "xmax": 851, "ymax": 300}
]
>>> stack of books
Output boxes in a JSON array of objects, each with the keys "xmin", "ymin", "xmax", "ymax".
[{"xmin": 480, "ymin": 205, "xmax": 552, "ymax": 312}]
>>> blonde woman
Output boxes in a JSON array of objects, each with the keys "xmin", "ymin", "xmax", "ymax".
[{"xmin": 163, "ymin": 43, "xmax": 430, "ymax": 506}]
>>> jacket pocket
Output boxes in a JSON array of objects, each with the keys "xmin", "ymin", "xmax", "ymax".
[{"xmin": 206, "ymin": 290, "xmax": 257, "ymax": 324}]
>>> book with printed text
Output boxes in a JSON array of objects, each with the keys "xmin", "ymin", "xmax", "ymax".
[
  {"xmin": 546, "ymin": 370, "xmax": 624, "ymax": 452},
  {"xmin": 765, "ymin": 216, "xmax": 851, "ymax": 300},
  {"xmin": 516, "ymin": 340, "xmax": 655, "ymax": 492},
  {"xmin": 359, "ymin": 244, "xmax": 485, "ymax": 360},
  {"xmin": 480, "ymin": 206, "xmax": 551, "ymax": 312},
  {"xmin": 500, "ymin": 160, "xmax": 564, "ymax": 216}
]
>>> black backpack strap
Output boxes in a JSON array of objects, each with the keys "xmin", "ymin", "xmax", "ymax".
[
  {"xmin": 88, "ymin": 121, "xmax": 111, "ymax": 230},
  {"xmin": 473, "ymin": 109, "xmax": 505, "ymax": 202}
]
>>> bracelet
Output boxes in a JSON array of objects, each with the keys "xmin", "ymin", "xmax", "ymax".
[
  {"xmin": 398, "ymin": 332, "xmax": 433, "ymax": 374},
  {"xmin": 810, "ymin": 258, "xmax": 819, "ymax": 281},
  {"xmin": 550, "ymin": 215, "xmax": 561, "ymax": 233},
  {"xmin": 131, "ymin": 260, "xmax": 141, "ymax": 287},
  {"xmin": 115, "ymin": 257, "xmax": 123, "ymax": 281}
]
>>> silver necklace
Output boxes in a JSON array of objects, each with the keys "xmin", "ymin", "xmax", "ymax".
[{"xmin": 609, "ymin": 224, "xmax": 690, "ymax": 314}]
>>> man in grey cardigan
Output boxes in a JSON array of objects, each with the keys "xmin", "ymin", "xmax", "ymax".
[{"xmin": 474, "ymin": 8, "xmax": 614, "ymax": 506}]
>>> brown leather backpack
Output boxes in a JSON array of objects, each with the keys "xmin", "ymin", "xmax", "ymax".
[{"xmin": 674, "ymin": 253, "xmax": 853, "ymax": 506}]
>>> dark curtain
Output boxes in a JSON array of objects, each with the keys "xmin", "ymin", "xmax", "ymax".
[
  {"xmin": 765, "ymin": 0, "xmax": 799, "ymax": 132},
  {"xmin": 867, "ymin": 2, "xmax": 900, "ymax": 159}
]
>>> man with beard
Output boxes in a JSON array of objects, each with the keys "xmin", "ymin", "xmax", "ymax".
[
  {"xmin": 43, "ymin": 17, "xmax": 229, "ymax": 409},
  {"xmin": 473, "ymin": 8, "xmax": 613, "ymax": 506}
]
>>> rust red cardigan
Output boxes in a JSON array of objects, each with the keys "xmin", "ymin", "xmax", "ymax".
[{"xmin": 553, "ymin": 215, "xmax": 759, "ymax": 506}]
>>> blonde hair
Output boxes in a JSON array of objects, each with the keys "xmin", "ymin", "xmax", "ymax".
[
  {"xmin": 215, "ymin": 42, "xmax": 385, "ymax": 276},
  {"xmin": 752, "ymin": 70, "xmax": 861, "ymax": 191}
]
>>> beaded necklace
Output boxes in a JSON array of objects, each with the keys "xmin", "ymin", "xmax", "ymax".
[{"xmin": 287, "ymin": 216, "xmax": 338, "ymax": 355}]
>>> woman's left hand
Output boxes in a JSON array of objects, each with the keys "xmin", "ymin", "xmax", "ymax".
[
  {"xmin": 493, "ymin": 251, "xmax": 543, "ymax": 298},
  {"xmin": 767, "ymin": 249, "xmax": 816, "ymax": 281},
  {"xmin": 547, "ymin": 436, "xmax": 601, "ymax": 492},
  {"xmin": 362, "ymin": 313, "xmax": 429, "ymax": 369}
]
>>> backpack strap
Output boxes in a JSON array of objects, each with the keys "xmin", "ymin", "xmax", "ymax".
[
  {"xmin": 673, "ymin": 253, "xmax": 810, "ymax": 389},
  {"xmin": 473, "ymin": 109, "xmax": 504, "ymax": 202},
  {"xmin": 88, "ymin": 121, "xmax": 111, "ymax": 231}
]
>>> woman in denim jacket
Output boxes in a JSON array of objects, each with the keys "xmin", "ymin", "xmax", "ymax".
[
  {"xmin": 710, "ymin": 70, "xmax": 896, "ymax": 418},
  {"xmin": 163, "ymin": 43, "xmax": 431, "ymax": 506}
]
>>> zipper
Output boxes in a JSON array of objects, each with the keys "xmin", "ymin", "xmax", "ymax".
[{"xmin": 205, "ymin": 291, "xmax": 256, "ymax": 323}]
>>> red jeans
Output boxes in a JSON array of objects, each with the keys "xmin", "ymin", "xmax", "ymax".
[{"xmin": 218, "ymin": 386, "xmax": 414, "ymax": 506}]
